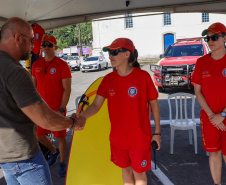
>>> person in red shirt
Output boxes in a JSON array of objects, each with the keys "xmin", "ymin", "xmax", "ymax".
[
  {"xmin": 81, "ymin": 38, "xmax": 161, "ymax": 185},
  {"xmin": 32, "ymin": 35, "xmax": 72, "ymax": 177},
  {"xmin": 193, "ymin": 22, "xmax": 226, "ymax": 185},
  {"xmin": 31, "ymin": 23, "xmax": 45, "ymax": 73}
]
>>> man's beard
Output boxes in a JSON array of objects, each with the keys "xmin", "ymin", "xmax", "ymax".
[
  {"xmin": 21, "ymin": 51, "xmax": 30, "ymax": 60},
  {"xmin": 20, "ymin": 39, "xmax": 31, "ymax": 60}
]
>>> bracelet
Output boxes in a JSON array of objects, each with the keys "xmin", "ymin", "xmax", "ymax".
[
  {"xmin": 70, "ymin": 116, "xmax": 76, "ymax": 130},
  {"xmin": 153, "ymin": 133, "xmax": 161, "ymax": 136}
]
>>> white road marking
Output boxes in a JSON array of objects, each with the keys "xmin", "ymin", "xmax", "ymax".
[
  {"xmin": 151, "ymin": 161, "xmax": 174, "ymax": 185},
  {"xmin": 158, "ymin": 162, "xmax": 169, "ymax": 172}
]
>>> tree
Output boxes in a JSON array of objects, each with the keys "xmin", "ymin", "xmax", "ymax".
[{"xmin": 47, "ymin": 22, "xmax": 93, "ymax": 50}]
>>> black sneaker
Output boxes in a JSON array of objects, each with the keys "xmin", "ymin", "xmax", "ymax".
[
  {"xmin": 59, "ymin": 162, "xmax": 66, "ymax": 177},
  {"xmin": 48, "ymin": 148, "xmax": 59, "ymax": 166}
]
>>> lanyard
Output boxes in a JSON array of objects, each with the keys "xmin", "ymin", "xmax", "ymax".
[{"xmin": 44, "ymin": 56, "xmax": 56, "ymax": 74}]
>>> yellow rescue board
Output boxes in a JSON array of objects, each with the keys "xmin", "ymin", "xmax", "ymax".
[{"xmin": 66, "ymin": 77, "xmax": 123, "ymax": 185}]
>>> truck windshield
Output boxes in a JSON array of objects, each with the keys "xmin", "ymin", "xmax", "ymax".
[{"xmin": 165, "ymin": 44, "xmax": 204, "ymax": 57}]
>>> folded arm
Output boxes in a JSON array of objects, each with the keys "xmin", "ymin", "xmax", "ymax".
[{"xmin": 194, "ymin": 84, "xmax": 226, "ymax": 131}]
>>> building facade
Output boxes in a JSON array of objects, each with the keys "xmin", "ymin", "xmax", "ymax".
[{"xmin": 92, "ymin": 12, "xmax": 226, "ymax": 59}]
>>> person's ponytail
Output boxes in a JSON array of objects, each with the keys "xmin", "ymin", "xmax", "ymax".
[{"xmin": 128, "ymin": 49, "xmax": 140, "ymax": 68}]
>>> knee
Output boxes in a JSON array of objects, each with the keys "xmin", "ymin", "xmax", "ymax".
[
  {"xmin": 209, "ymin": 151, "xmax": 222, "ymax": 160},
  {"xmin": 122, "ymin": 166, "xmax": 133, "ymax": 176},
  {"xmin": 133, "ymin": 171, "xmax": 147, "ymax": 181}
]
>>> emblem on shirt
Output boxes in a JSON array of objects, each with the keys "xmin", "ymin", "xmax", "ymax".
[
  {"xmin": 36, "ymin": 33, "xmax": 39, "ymax": 39},
  {"xmin": 202, "ymin": 71, "xmax": 211, "ymax": 78},
  {"xmin": 128, "ymin": 87, "xmax": 137, "ymax": 97},
  {"xmin": 50, "ymin": 68, "xmax": 56, "ymax": 74},
  {"xmin": 109, "ymin": 89, "xmax": 115, "ymax": 96},
  {"xmin": 141, "ymin": 160, "xmax": 147, "ymax": 167},
  {"xmin": 222, "ymin": 68, "xmax": 226, "ymax": 77},
  {"xmin": 36, "ymin": 67, "xmax": 42, "ymax": 72}
]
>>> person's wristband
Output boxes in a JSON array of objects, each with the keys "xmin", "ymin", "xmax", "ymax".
[
  {"xmin": 153, "ymin": 133, "xmax": 161, "ymax": 136},
  {"xmin": 59, "ymin": 108, "xmax": 65, "ymax": 113},
  {"xmin": 70, "ymin": 116, "xmax": 76, "ymax": 130}
]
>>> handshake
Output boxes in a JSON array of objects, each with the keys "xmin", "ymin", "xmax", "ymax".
[{"xmin": 70, "ymin": 113, "xmax": 86, "ymax": 131}]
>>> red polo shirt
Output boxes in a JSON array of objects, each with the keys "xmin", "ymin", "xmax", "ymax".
[
  {"xmin": 97, "ymin": 68, "xmax": 158, "ymax": 150},
  {"xmin": 32, "ymin": 57, "xmax": 71, "ymax": 110}
]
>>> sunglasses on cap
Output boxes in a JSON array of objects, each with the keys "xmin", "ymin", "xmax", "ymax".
[
  {"xmin": 108, "ymin": 48, "xmax": 129, "ymax": 56},
  {"xmin": 203, "ymin": 34, "xmax": 225, "ymax": 42},
  {"xmin": 42, "ymin": 42, "xmax": 56, "ymax": 48}
]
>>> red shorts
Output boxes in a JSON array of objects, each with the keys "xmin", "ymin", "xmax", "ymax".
[
  {"xmin": 110, "ymin": 144, "xmax": 151, "ymax": 173},
  {"xmin": 36, "ymin": 111, "xmax": 67, "ymax": 138},
  {"xmin": 201, "ymin": 111, "xmax": 226, "ymax": 155},
  {"xmin": 36, "ymin": 126, "xmax": 66, "ymax": 138}
]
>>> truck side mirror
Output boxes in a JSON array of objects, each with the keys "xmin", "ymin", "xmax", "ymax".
[{"xmin": 159, "ymin": 54, "xmax": 164, "ymax": 59}]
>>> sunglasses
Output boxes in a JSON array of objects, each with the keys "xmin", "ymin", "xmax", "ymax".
[
  {"xmin": 21, "ymin": 33, "xmax": 35, "ymax": 45},
  {"xmin": 42, "ymin": 43, "xmax": 55, "ymax": 48},
  {"xmin": 108, "ymin": 48, "xmax": 128, "ymax": 56},
  {"xmin": 203, "ymin": 34, "xmax": 225, "ymax": 42}
]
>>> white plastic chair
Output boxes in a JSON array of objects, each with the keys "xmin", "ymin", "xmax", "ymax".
[
  {"xmin": 69, "ymin": 95, "xmax": 82, "ymax": 135},
  {"xmin": 168, "ymin": 93, "xmax": 197, "ymax": 154},
  {"xmin": 75, "ymin": 95, "xmax": 82, "ymax": 112}
]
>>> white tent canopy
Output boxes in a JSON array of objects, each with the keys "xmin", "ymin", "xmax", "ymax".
[{"xmin": 1, "ymin": 0, "xmax": 226, "ymax": 30}]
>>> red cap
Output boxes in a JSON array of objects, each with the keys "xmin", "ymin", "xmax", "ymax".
[
  {"xmin": 103, "ymin": 38, "xmax": 135, "ymax": 52},
  {"xmin": 42, "ymin": 35, "xmax": 57, "ymax": 45},
  {"xmin": 202, "ymin": 22, "xmax": 226, "ymax": 36}
]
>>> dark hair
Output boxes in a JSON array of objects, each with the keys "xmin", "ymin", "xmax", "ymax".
[{"xmin": 128, "ymin": 49, "xmax": 140, "ymax": 68}]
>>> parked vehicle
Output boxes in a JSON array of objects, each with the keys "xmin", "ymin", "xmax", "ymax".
[
  {"xmin": 67, "ymin": 56, "xmax": 81, "ymax": 70},
  {"xmin": 80, "ymin": 56, "xmax": 108, "ymax": 72},
  {"xmin": 58, "ymin": 53, "xmax": 68, "ymax": 60},
  {"xmin": 150, "ymin": 37, "xmax": 210, "ymax": 92}
]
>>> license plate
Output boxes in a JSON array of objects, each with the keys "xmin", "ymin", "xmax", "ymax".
[
  {"xmin": 167, "ymin": 68, "xmax": 183, "ymax": 71},
  {"xmin": 171, "ymin": 76, "xmax": 181, "ymax": 81},
  {"xmin": 85, "ymin": 67, "xmax": 90, "ymax": 69}
]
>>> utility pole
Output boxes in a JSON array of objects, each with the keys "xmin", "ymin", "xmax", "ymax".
[{"xmin": 78, "ymin": 23, "xmax": 83, "ymax": 57}]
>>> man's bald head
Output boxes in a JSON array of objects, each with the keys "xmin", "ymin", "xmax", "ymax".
[
  {"xmin": 0, "ymin": 17, "xmax": 34, "ymax": 61},
  {"xmin": 1, "ymin": 17, "xmax": 31, "ymax": 41}
]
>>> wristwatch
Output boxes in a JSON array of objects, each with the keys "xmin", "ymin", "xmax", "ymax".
[
  {"xmin": 220, "ymin": 111, "xmax": 226, "ymax": 118},
  {"xmin": 59, "ymin": 108, "xmax": 65, "ymax": 113},
  {"xmin": 70, "ymin": 116, "xmax": 76, "ymax": 130}
]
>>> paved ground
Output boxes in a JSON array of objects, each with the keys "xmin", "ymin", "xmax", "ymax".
[{"xmin": 0, "ymin": 64, "xmax": 225, "ymax": 185}]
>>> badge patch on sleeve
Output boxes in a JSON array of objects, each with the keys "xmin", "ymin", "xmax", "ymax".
[{"xmin": 222, "ymin": 68, "xmax": 226, "ymax": 77}]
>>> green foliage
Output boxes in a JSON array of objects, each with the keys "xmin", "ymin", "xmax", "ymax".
[{"xmin": 47, "ymin": 22, "xmax": 93, "ymax": 50}]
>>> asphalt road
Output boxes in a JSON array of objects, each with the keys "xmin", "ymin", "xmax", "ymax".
[{"xmin": 1, "ymin": 64, "xmax": 225, "ymax": 185}]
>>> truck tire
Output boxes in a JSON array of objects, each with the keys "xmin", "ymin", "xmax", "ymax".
[
  {"xmin": 158, "ymin": 86, "xmax": 165, "ymax": 92},
  {"xmin": 105, "ymin": 63, "xmax": 108, "ymax": 69}
]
